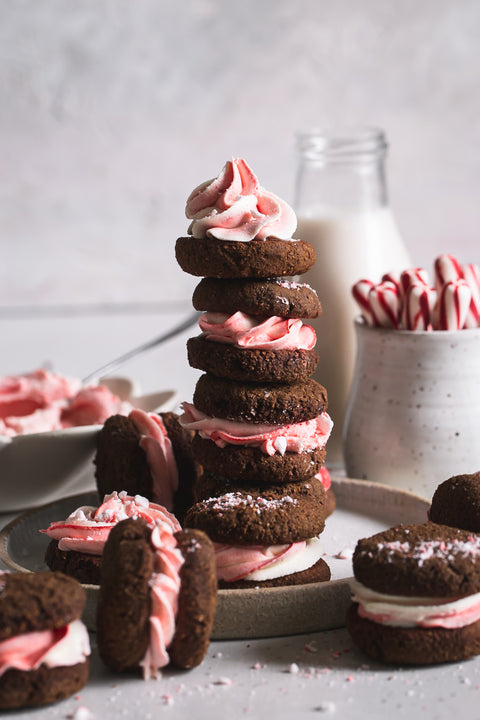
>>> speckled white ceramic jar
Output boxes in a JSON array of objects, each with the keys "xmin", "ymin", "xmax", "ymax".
[{"xmin": 342, "ymin": 320, "xmax": 480, "ymax": 499}]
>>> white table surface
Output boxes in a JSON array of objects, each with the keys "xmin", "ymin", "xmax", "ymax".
[{"xmin": 1, "ymin": 307, "xmax": 480, "ymax": 720}]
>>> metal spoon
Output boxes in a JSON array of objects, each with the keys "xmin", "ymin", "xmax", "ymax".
[{"xmin": 82, "ymin": 311, "xmax": 200, "ymax": 385}]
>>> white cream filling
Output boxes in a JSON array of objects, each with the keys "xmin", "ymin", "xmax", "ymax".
[
  {"xmin": 350, "ymin": 578, "xmax": 480, "ymax": 628},
  {"xmin": 245, "ymin": 536, "xmax": 324, "ymax": 581},
  {"xmin": 43, "ymin": 619, "xmax": 91, "ymax": 667}
]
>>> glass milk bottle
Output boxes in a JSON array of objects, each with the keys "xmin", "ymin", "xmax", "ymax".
[{"xmin": 294, "ymin": 127, "xmax": 410, "ymax": 470}]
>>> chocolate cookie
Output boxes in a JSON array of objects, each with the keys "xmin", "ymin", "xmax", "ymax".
[
  {"xmin": 192, "ymin": 277, "xmax": 321, "ymax": 318},
  {"xmin": 192, "ymin": 436, "xmax": 326, "ymax": 484},
  {"xmin": 45, "ymin": 540, "xmax": 103, "ymax": 586},
  {"xmin": 95, "ymin": 412, "xmax": 196, "ymax": 519},
  {"xmin": 96, "ymin": 518, "xmax": 217, "ymax": 674},
  {"xmin": 188, "ymin": 336, "xmax": 319, "ymax": 383},
  {"xmin": 0, "ymin": 572, "xmax": 90, "ymax": 710},
  {"xmin": 429, "ymin": 471, "xmax": 480, "ymax": 532},
  {"xmin": 175, "ymin": 236, "xmax": 316, "ymax": 278},
  {"xmin": 184, "ymin": 476, "xmax": 327, "ymax": 545},
  {"xmin": 193, "ymin": 374, "xmax": 328, "ymax": 425},
  {"xmin": 353, "ymin": 521, "xmax": 480, "ymax": 598}
]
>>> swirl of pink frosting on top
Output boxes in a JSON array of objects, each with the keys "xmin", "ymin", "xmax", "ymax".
[
  {"xmin": 199, "ymin": 312, "xmax": 316, "ymax": 351},
  {"xmin": 129, "ymin": 409, "xmax": 179, "ymax": 511},
  {"xmin": 42, "ymin": 491, "xmax": 181, "ymax": 555},
  {"xmin": 140, "ymin": 521, "xmax": 184, "ymax": 679},
  {"xmin": 185, "ymin": 157, "xmax": 297, "ymax": 242},
  {"xmin": 179, "ymin": 403, "xmax": 333, "ymax": 456}
]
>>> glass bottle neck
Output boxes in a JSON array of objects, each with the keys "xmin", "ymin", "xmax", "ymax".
[{"xmin": 295, "ymin": 127, "xmax": 390, "ymax": 215}]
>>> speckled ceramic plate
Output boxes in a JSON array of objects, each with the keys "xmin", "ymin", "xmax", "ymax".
[{"xmin": 0, "ymin": 477, "xmax": 429, "ymax": 639}]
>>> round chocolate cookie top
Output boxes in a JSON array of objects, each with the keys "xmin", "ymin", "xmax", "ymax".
[
  {"xmin": 175, "ymin": 236, "xmax": 316, "ymax": 278},
  {"xmin": 192, "ymin": 278, "xmax": 321, "ymax": 318},
  {"xmin": 187, "ymin": 336, "xmax": 319, "ymax": 384},
  {"xmin": 0, "ymin": 571, "xmax": 86, "ymax": 641},
  {"xmin": 430, "ymin": 472, "xmax": 480, "ymax": 532},
  {"xmin": 353, "ymin": 521, "xmax": 480, "ymax": 598},
  {"xmin": 184, "ymin": 475, "xmax": 327, "ymax": 545},
  {"xmin": 193, "ymin": 374, "xmax": 328, "ymax": 425}
]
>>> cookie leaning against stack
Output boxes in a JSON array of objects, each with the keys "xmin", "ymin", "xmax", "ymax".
[
  {"xmin": 96, "ymin": 517, "xmax": 217, "ymax": 676},
  {"xmin": 176, "ymin": 157, "xmax": 334, "ymax": 589}
]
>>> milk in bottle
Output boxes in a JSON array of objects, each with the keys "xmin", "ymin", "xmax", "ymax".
[{"xmin": 294, "ymin": 128, "xmax": 410, "ymax": 469}]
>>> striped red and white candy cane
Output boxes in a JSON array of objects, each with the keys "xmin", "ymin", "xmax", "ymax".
[
  {"xmin": 400, "ymin": 268, "xmax": 430, "ymax": 297},
  {"xmin": 368, "ymin": 281, "xmax": 402, "ymax": 329},
  {"xmin": 402, "ymin": 283, "xmax": 436, "ymax": 331},
  {"xmin": 434, "ymin": 254, "xmax": 463, "ymax": 292},
  {"xmin": 435, "ymin": 279, "xmax": 472, "ymax": 330},
  {"xmin": 352, "ymin": 279, "xmax": 375, "ymax": 325},
  {"xmin": 462, "ymin": 263, "xmax": 480, "ymax": 328}
]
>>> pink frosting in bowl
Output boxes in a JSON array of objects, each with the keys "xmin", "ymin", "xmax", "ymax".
[
  {"xmin": 185, "ymin": 158, "xmax": 297, "ymax": 242},
  {"xmin": 0, "ymin": 372, "xmax": 179, "ymax": 513}
]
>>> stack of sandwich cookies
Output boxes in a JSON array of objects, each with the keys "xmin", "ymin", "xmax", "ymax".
[
  {"xmin": 176, "ymin": 157, "xmax": 334, "ymax": 587},
  {"xmin": 43, "ymin": 491, "xmax": 181, "ymax": 586},
  {"xmin": 94, "ymin": 408, "xmax": 197, "ymax": 521},
  {"xmin": 346, "ymin": 521, "xmax": 480, "ymax": 665},
  {"xmin": 96, "ymin": 517, "xmax": 217, "ymax": 676},
  {"xmin": 0, "ymin": 571, "xmax": 90, "ymax": 710}
]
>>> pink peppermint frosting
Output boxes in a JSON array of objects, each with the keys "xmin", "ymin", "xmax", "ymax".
[
  {"xmin": 180, "ymin": 403, "xmax": 333, "ymax": 456},
  {"xmin": 140, "ymin": 521, "xmax": 185, "ymax": 679},
  {"xmin": 129, "ymin": 409, "xmax": 179, "ymax": 511},
  {"xmin": 0, "ymin": 620, "xmax": 90, "ymax": 677},
  {"xmin": 185, "ymin": 157, "xmax": 297, "ymax": 242},
  {"xmin": 351, "ymin": 579, "xmax": 480, "ymax": 629},
  {"xmin": 215, "ymin": 541, "xmax": 302, "ymax": 582},
  {"xmin": 198, "ymin": 312, "xmax": 316, "ymax": 350},
  {"xmin": 42, "ymin": 491, "xmax": 181, "ymax": 556}
]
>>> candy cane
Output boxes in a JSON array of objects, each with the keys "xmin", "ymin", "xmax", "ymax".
[
  {"xmin": 369, "ymin": 281, "xmax": 402, "ymax": 329},
  {"xmin": 400, "ymin": 268, "xmax": 430, "ymax": 297},
  {"xmin": 402, "ymin": 283, "xmax": 436, "ymax": 331},
  {"xmin": 381, "ymin": 271, "xmax": 402, "ymax": 295},
  {"xmin": 352, "ymin": 279, "xmax": 375, "ymax": 325},
  {"xmin": 462, "ymin": 263, "xmax": 480, "ymax": 328},
  {"xmin": 435, "ymin": 279, "xmax": 472, "ymax": 330},
  {"xmin": 434, "ymin": 254, "xmax": 463, "ymax": 292}
]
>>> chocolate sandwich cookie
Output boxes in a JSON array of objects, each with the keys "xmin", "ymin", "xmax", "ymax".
[
  {"xmin": 192, "ymin": 436, "xmax": 326, "ymax": 484},
  {"xmin": 0, "ymin": 572, "xmax": 90, "ymax": 710},
  {"xmin": 175, "ymin": 237, "xmax": 316, "ymax": 279},
  {"xmin": 96, "ymin": 518, "xmax": 217, "ymax": 674},
  {"xmin": 95, "ymin": 411, "xmax": 196, "ymax": 520},
  {"xmin": 192, "ymin": 277, "xmax": 321, "ymax": 319},
  {"xmin": 188, "ymin": 336, "xmax": 319, "ymax": 383},
  {"xmin": 429, "ymin": 471, "xmax": 480, "ymax": 532},
  {"xmin": 346, "ymin": 521, "xmax": 480, "ymax": 665},
  {"xmin": 184, "ymin": 476, "xmax": 327, "ymax": 545},
  {"xmin": 193, "ymin": 374, "xmax": 328, "ymax": 425},
  {"xmin": 45, "ymin": 542, "xmax": 103, "ymax": 585}
]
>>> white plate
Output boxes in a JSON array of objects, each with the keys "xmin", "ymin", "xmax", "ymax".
[
  {"xmin": 0, "ymin": 378, "xmax": 180, "ymax": 512},
  {"xmin": 0, "ymin": 477, "xmax": 429, "ymax": 639}
]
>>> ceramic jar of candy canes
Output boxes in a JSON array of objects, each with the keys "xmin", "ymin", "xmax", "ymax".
[{"xmin": 343, "ymin": 320, "xmax": 480, "ymax": 499}]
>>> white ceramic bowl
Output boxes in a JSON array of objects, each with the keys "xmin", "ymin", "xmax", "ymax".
[{"xmin": 0, "ymin": 378, "xmax": 180, "ymax": 512}]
